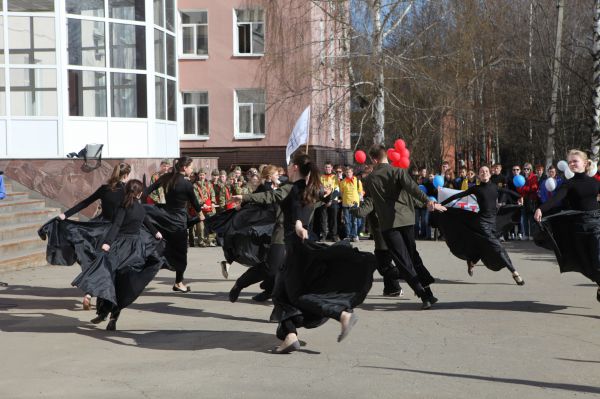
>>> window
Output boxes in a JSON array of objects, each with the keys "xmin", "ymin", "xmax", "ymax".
[
  {"xmin": 181, "ymin": 11, "xmax": 208, "ymax": 56},
  {"xmin": 111, "ymin": 72, "xmax": 147, "ymax": 118},
  {"xmin": 9, "ymin": 16, "xmax": 56, "ymax": 65},
  {"xmin": 235, "ymin": 89, "xmax": 265, "ymax": 136},
  {"xmin": 109, "ymin": 0, "xmax": 145, "ymax": 21},
  {"xmin": 0, "ymin": 73, "xmax": 6, "ymax": 115},
  {"xmin": 68, "ymin": 19, "xmax": 105, "ymax": 67},
  {"xmin": 154, "ymin": 0, "xmax": 164, "ymax": 27},
  {"xmin": 10, "ymin": 68, "xmax": 57, "ymax": 116},
  {"xmin": 183, "ymin": 92, "xmax": 208, "ymax": 136},
  {"xmin": 68, "ymin": 70, "xmax": 107, "ymax": 117},
  {"xmin": 165, "ymin": 0, "xmax": 175, "ymax": 32},
  {"xmin": 66, "ymin": 0, "xmax": 104, "ymax": 17},
  {"xmin": 154, "ymin": 29, "xmax": 165, "ymax": 73},
  {"xmin": 166, "ymin": 35, "xmax": 175, "ymax": 77},
  {"xmin": 155, "ymin": 77, "xmax": 165, "ymax": 120},
  {"xmin": 235, "ymin": 9, "xmax": 264, "ymax": 56},
  {"xmin": 110, "ymin": 23, "xmax": 146, "ymax": 70},
  {"xmin": 8, "ymin": 0, "xmax": 54, "ymax": 12}
]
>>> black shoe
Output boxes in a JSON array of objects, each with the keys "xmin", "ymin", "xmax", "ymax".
[
  {"xmin": 383, "ymin": 290, "xmax": 401, "ymax": 297},
  {"xmin": 172, "ymin": 285, "xmax": 191, "ymax": 292},
  {"xmin": 91, "ymin": 314, "xmax": 107, "ymax": 324},
  {"xmin": 596, "ymin": 287, "xmax": 600, "ymax": 303},
  {"xmin": 106, "ymin": 319, "xmax": 117, "ymax": 331},
  {"xmin": 229, "ymin": 285, "xmax": 241, "ymax": 303},
  {"xmin": 252, "ymin": 291, "xmax": 271, "ymax": 302},
  {"xmin": 421, "ymin": 299, "xmax": 432, "ymax": 310}
]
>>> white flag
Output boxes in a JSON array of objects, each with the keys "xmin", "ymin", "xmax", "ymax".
[
  {"xmin": 437, "ymin": 187, "xmax": 479, "ymax": 213},
  {"xmin": 286, "ymin": 106, "xmax": 311, "ymax": 165}
]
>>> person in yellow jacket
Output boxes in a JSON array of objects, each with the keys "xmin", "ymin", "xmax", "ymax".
[
  {"xmin": 339, "ymin": 165, "xmax": 363, "ymax": 242},
  {"xmin": 318, "ymin": 161, "xmax": 341, "ymax": 241}
]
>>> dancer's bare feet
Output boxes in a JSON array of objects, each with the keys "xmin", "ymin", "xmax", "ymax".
[
  {"xmin": 338, "ymin": 311, "xmax": 358, "ymax": 342},
  {"xmin": 82, "ymin": 294, "xmax": 92, "ymax": 310},
  {"xmin": 273, "ymin": 333, "xmax": 300, "ymax": 354},
  {"xmin": 173, "ymin": 282, "xmax": 191, "ymax": 292},
  {"xmin": 512, "ymin": 271, "xmax": 525, "ymax": 286},
  {"xmin": 467, "ymin": 261, "xmax": 475, "ymax": 277}
]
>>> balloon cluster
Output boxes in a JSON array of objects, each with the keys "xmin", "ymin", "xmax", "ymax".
[{"xmin": 388, "ymin": 139, "xmax": 411, "ymax": 168}]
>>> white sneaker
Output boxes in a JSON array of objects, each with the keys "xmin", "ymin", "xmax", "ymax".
[
  {"xmin": 499, "ymin": 236, "xmax": 505, "ymax": 242},
  {"xmin": 220, "ymin": 260, "xmax": 230, "ymax": 279},
  {"xmin": 518, "ymin": 234, "xmax": 524, "ymax": 241}
]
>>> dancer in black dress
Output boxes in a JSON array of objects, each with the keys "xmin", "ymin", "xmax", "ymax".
[
  {"xmin": 234, "ymin": 153, "xmax": 375, "ymax": 354},
  {"xmin": 439, "ymin": 165, "xmax": 525, "ymax": 284},
  {"xmin": 57, "ymin": 163, "xmax": 131, "ymax": 309},
  {"xmin": 534, "ymin": 150, "xmax": 600, "ymax": 302},
  {"xmin": 72, "ymin": 180, "xmax": 164, "ymax": 330},
  {"xmin": 145, "ymin": 156, "xmax": 203, "ymax": 292}
]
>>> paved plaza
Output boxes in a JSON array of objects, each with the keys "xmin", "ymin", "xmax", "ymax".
[{"xmin": 0, "ymin": 240, "xmax": 598, "ymax": 399}]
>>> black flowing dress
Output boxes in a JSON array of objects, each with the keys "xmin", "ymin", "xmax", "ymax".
[
  {"xmin": 38, "ymin": 183, "xmax": 125, "ymax": 267},
  {"xmin": 71, "ymin": 202, "xmax": 166, "ymax": 312},
  {"xmin": 435, "ymin": 182, "xmax": 520, "ymax": 272},
  {"xmin": 144, "ymin": 174, "xmax": 202, "ymax": 278},
  {"xmin": 535, "ymin": 173, "xmax": 600, "ymax": 283},
  {"xmin": 274, "ymin": 180, "xmax": 376, "ymax": 340}
]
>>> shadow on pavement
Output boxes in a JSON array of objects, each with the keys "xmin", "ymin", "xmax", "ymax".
[
  {"xmin": 555, "ymin": 357, "xmax": 600, "ymax": 364},
  {"xmin": 360, "ymin": 366, "xmax": 600, "ymax": 395}
]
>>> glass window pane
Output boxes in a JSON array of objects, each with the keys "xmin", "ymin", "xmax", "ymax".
[
  {"xmin": 9, "ymin": 16, "xmax": 56, "ymax": 65},
  {"xmin": 0, "ymin": 73, "xmax": 6, "ymax": 115},
  {"xmin": 253, "ymin": 103, "xmax": 265, "ymax": 134},
  {"xmin": 183, "ymin": 107, "xmax": 195, "ymax": 134},
  {"xmin": 165, "ymin": 0, "xmax": 175, "ymax": 31},
  {"xmin": 166, "ymin": 35, "xmax": 175, "ymax": 76},
  {"xmin": 155, "ymin": 77, "xmax": 165, "ymax": 120},
  {"xmin": 153, "ymin": 0, "xmax": 164, "ymax": 27},
  {"xmin": 253, "ymin": 23, "xmax": 264, "ymax": 54},
  {"xmin": 238, "ymin": 24, "xmax": 250, "ymax": 54},
  {"xmin": 181, "ymin": 11, "xmax": 207, "ymax": 24},
  {"xmin": 111, "ymin": 72, "xmax": 147, "ymax": 118},
  {"xmin": 237, "ymin": 89, "xmax": 264, "ymax": 104},
  {"xmin": 10, "ymin": 68, "xmax": 57, "ymax": 116},
  {"xmin": 183, "ymin": 92, "xmax": 207, "ymax": 105},
  {"xmin": 110, "ymin": 23, "xmax": 146, "ymax": 69},
  {"xmin": 154, "ymin": 29, "xmax": 165, "ymax": 73},
  {"xmin": 109, "ymin": 0, "xmax": 145, "ymax": 21},
  {"xmin": 197, "ymin": 25, "xmax": 208, "ymax": 55},
  {"xmin": 197, "ymin": 106, "xmax": 208, "ymax": 135},
  {"xmin": 0, "ymin": 19, "xmax": 4, "ymax": 64},
  {"xmin": 167, "ymin": 79, "xmax": 176, "ymax": 121},
  {"xmin": 66, "ymin": 0, "xmax": 104, "ymax": 17},
  {"xmin": 68, "ymin": 70, "xmax": 107, "ymax": 117},
  {"xmin": 236, "ymin": 9, "xmax": 263, "ymax": 23},
  {"xmin": 182, "ymin": 26, "xmax": 194, "ymax": 54},
  {"xmin": 8, "ymin": 0, "xmax": 54, "ymax": 12},
  {"xmin": 238, "ymin": 105, "xmax": 252, "ymax": 134},
  {"xmin": 68, "ymin": 19, "xmax": 105, "ymax": 67}
]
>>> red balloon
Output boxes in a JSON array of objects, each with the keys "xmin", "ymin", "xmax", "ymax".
[
  {"xmin": 388, "ymin": 150, "xmax": 401, "ymax": 162},
  {"xmin": 398, "ymin": 157, "xmax": 410, "ymax": 169},
  {"xmin": 394, "ymin": 139, "xmax": 406, "ymax": 152},
  {"xmin": 354, "ymin": 150, "xmax": 367, "ymax": 164},
  {"xmin": 392, "ymin": 160, "xmax": 403, "ymax": 168},
  {"xmin": 400, "ymin": 148, "xmax": 410, "ymax": 158}
]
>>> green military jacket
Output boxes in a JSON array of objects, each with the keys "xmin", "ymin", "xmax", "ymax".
[
  {"xmin": 215, "ymin": 182, "xmax": 232, "ymax": 211},
  {"xmin": 362, "ymin": 162, "xmax": 430, "ymax": 231},
  {"xmin": 194, "ymin": 179, "xmax": 216, "ymax": 215}
]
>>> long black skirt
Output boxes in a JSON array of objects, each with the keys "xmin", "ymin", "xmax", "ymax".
[
  {"xmin": 534, "ymin": 210, "xmax": 600, "ymax": 283},
  {"xmin": 273, "ymin": 239, "xmax": 375, "ymax": 335},
  {"xmin": 143, "ymin": 205, "xmax": 187, "ymax": 273},
  {"xmin": 71, "ymin": 232, "xmax": 165, "ymax": 308},
  {"xmin": 431, "ymin": 208, "xmax": 514, "ymax": 271}
]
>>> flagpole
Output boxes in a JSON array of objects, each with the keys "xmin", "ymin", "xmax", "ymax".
[{"xmin": 304, "ymin": 106, "xmax": 310, "ymax": 153}]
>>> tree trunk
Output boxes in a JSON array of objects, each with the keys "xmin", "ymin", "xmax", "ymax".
[
  {"xmin": 371, "ymin": 0, "xmax": 386, "ymax": 145},
  {"xmin": 545, "ymin": 0, "xmax": 564, "ymax": 169},
  {"xmin": 592, "ymin": 0, "xmax": 600, "ymax": 161},
  {"xmin": 528, "ymin": 1, "xmax": 535, "ymax": 162}
]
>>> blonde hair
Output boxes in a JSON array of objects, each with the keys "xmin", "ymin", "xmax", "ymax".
[
  {"xmin": 567, "ymin": 149, "xmax": 592, "ymax": 172},
  {"xmin": 261, "ymin": 164, "xmax": 278, "ymax": 180}
]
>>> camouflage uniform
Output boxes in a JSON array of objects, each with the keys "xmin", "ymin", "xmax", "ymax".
[
  {"xmin": 149, "ymin": 172, "xmax": 166, "ymax": 204},
  {"xmin": 194, "ymin": 175, "xmax": 217, "ymax": 246}
]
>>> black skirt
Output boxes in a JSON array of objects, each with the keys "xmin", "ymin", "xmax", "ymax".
[
  {"xmin": 534, "ymin": 210, "xmax": 600, "ymax": 283},
  {"xmin": 143, "ymin": 205, "xmax": 188, "ymax": 272},
  {"xmin": 273, "ymin": 239, "xmax": 375, "ymax": 329},
  {"xmin": 431, "ymin": 208, "xmax": 514, "ymax": 271}
]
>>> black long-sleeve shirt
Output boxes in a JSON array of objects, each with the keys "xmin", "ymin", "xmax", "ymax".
[
  {"xmin": 538, "ymin": 172, "xmax": 600, "ymax": 213},
  {"xmin": 146, "ymin": 173, "xmax": 202, "ymax": 212},
  {"xmin": 64, "ymin": 183, "xmax": 125, "ymax": 220},
  {"xmin": 104, "ymin": 202, "xmax": 158, "ymax": 245},
  {"xmin": 441, "ymin": 182, "xmax": 520, "ymax": 220}
]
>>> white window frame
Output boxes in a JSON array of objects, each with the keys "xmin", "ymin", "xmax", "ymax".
[
  {"xmin": 182, "ymin": 90, "xmax": 209, "ymax": 139},
  {"xmin": 233, "ymin": 88, "xmax": 265, "ymax": 139},
  {"xmin": 179, "ymin": 9, "xmax": 208, "ymax": 59},
  {"xmin": 232, "ymin": 9, "xmax": 264, "ymax": 57}
]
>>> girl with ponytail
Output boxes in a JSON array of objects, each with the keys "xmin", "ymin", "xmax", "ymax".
[
  {"xmin": 145, "ymin": 156, "xmax": 203, "ymax": 292},
  {"xmin": 73, "ymin": 179, "xmax": 164, "ymax": 331}
]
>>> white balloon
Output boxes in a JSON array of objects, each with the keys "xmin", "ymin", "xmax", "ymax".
[
  {"xmin": 588, "ymin": 161, "xmax": 598, "ymax": 177},
  {"xmin": 544, "ymin": 177, "xmax": 557, "ymax": 192},
  {"xmin": 564, "ymin": 168, "xmax": 575, "ymax": 179},
  {"xmin": 557, "ymin": 160, "xmax": 568, "ymax": 172}
]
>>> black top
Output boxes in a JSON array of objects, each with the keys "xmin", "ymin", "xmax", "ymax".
[
  {"xmin": 146, "ymin": 173, "xmax": 202, "ymax": 212},
  {"xmin": 538, "ymin": 172, "xmax": 600, "ymax": 213},
  {"xmin": 441, "ymin": 182, "xmax": 520, "ymax": 220},
  {"xmin": 104, "ymin": 201, "xmax": 158, "ymax": 245},
  {"xmin": 281, "ymin": 179, "xmax": 314, "ymax": 238},
  {"xmin": 64, "ymin": 183, "xmax": 125, "ymax": 220}
]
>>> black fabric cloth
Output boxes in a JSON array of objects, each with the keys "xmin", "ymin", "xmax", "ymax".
[
  {"xmin": 143, "ymin": 204, "xmax": 187, "ymax": 273},
  {"xmin": 64, "ymin": 183, "xmax": 125, "ymax": 220},
  {"xmin": 441, "ymin": 181, "xmax": 520, "ymax": 221},
  {"xmin": 431, "ymin": 208, "xmax": 515, "ymax": 272},
  {"xmin": 538, "ymin": 172, "xmax": 600, "ymax": 213},
  {"xmin": 146, "ymin": 173, "xmax": 203, "ymax": 211},
  {"xmin": 105, "ymin": 203, "xmax": 158, "ymax": 244},
  {"xmin": 534, "ymin": 210, "xmax": 600, "ymax": 283}
]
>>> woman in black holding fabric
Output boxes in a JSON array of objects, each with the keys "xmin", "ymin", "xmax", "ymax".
[
  {"xmin": 534, "ymin": 150, "xmax": 600, "ymax": 302},
  {"xmin": 439, "ymin": 165, "xmax": 525, "ymax": 285},
  {"xmin": 145, "ymin": 156, "xmax": 203, "ymax": 292}
]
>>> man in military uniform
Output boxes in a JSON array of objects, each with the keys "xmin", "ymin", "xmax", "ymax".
[
  {"xmin": 194, "ymin": 168, "xmax": 217, "ymax": 247},
  {"xmin": 149, "ymin": 159, "xmax": 171, "ymax": 204},
  {"xmin": 215, "ymin": 170, "xmax": 233, "ymax": 212}
]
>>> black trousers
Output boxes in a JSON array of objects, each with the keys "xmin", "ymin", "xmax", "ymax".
[
  {"xmin": 97, "ymin": 298, "xmax": 121, "ymax": 320},
  {"xmin": 318, "ymin": 203, "xmax": 338, "ymax": 238},
  {"xmin": 382, "ymin": 226, "xmax": 435, "ymax": 298},
  {"xmin": 375, "ymin": 250, "xmax": 401, "ymax": 293},
  {"xmin": 236, "ymin": 244, "xmax": 286, "ymax": 293}
]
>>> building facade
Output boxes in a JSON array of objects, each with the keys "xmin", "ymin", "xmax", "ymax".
[
  {"xmin": 177, "ymin": 0, "xmax": 351, "ymax": 169},
  {"xmin": 0, "ymin": 0, "xmax": 180, "ymax": 159}
]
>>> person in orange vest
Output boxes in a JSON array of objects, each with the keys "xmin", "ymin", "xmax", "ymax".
[
  {"xmin": 318, "ymin": 161, "xmax": 340, "ymax": 241},
  {"xmin": 339, "ymin": 165, "xmax": 363, "ymax": 242},
  {"xmin": 194, "ymin": 168, "xmax": 217, "ymax": 247}
]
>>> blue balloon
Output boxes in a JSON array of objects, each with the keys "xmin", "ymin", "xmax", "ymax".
[
  {"xmin": 418, "ymin": 184, "xmax": 427, "ymax": 193},
  {"xmin": 433, "ymin": 175, "xmax": 444, "ymax": 188},
  {"xmin": 513, "ymin": 174, "xmax": 526, "ymax": 188},
  {"xmin": 428, "ymin": 196, "xmax": 437, "ymax": 202}
]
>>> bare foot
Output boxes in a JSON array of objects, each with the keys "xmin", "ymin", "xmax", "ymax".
[
  {"xmin": 274, "ymin": 333, "xmax": 299, "ymax": 354},
  {"xmin": 338, "ymin": 311, "xmax": 358, "ymax": 342},
  {"xmin": 82, "ymin": 294, "xmax": 92, "ymax": 310}
]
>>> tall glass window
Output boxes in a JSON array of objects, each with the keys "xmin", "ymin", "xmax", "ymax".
[
  {"xmin": 109, "ymin": 0, "xmax": 145, "ymax": 21},
  {"xmin": 181, "ymin": 11, "xmax": 208, "ymax": 56},
  {"xmin": 68, "ymin": 19, "xmax": 105, "ymax": 67},
  {"xmin": 111, "ymin": 72, "xmax": 147, "ymax": 118},
  {"xmin": 154, "ymin": 0, "xmax": 176, "ymax": 121},
  {"xmin": 110, "ymin": 23, "xmax": 146, "ymax": 70},
  {"xmin": 68, "ymin": 70, "xmax": 107, "ymax": 117},
  {"xmin": 235, "ymin": 9, "xmax": 264, "ymax": 56},
  {"xmin": 183, "ymin": 92, "xmax": 208, "ymax": 136},
  {"xmin": 235, "ymin": 89, "xmax": 265, "ymax": 135},
  {"xmin": 10, "ymin": 68, "xmax": 57, "ymax": 116},
  {"xmin": 9, "ymin": 16, "xmax": 56, "ymax": 64}
]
